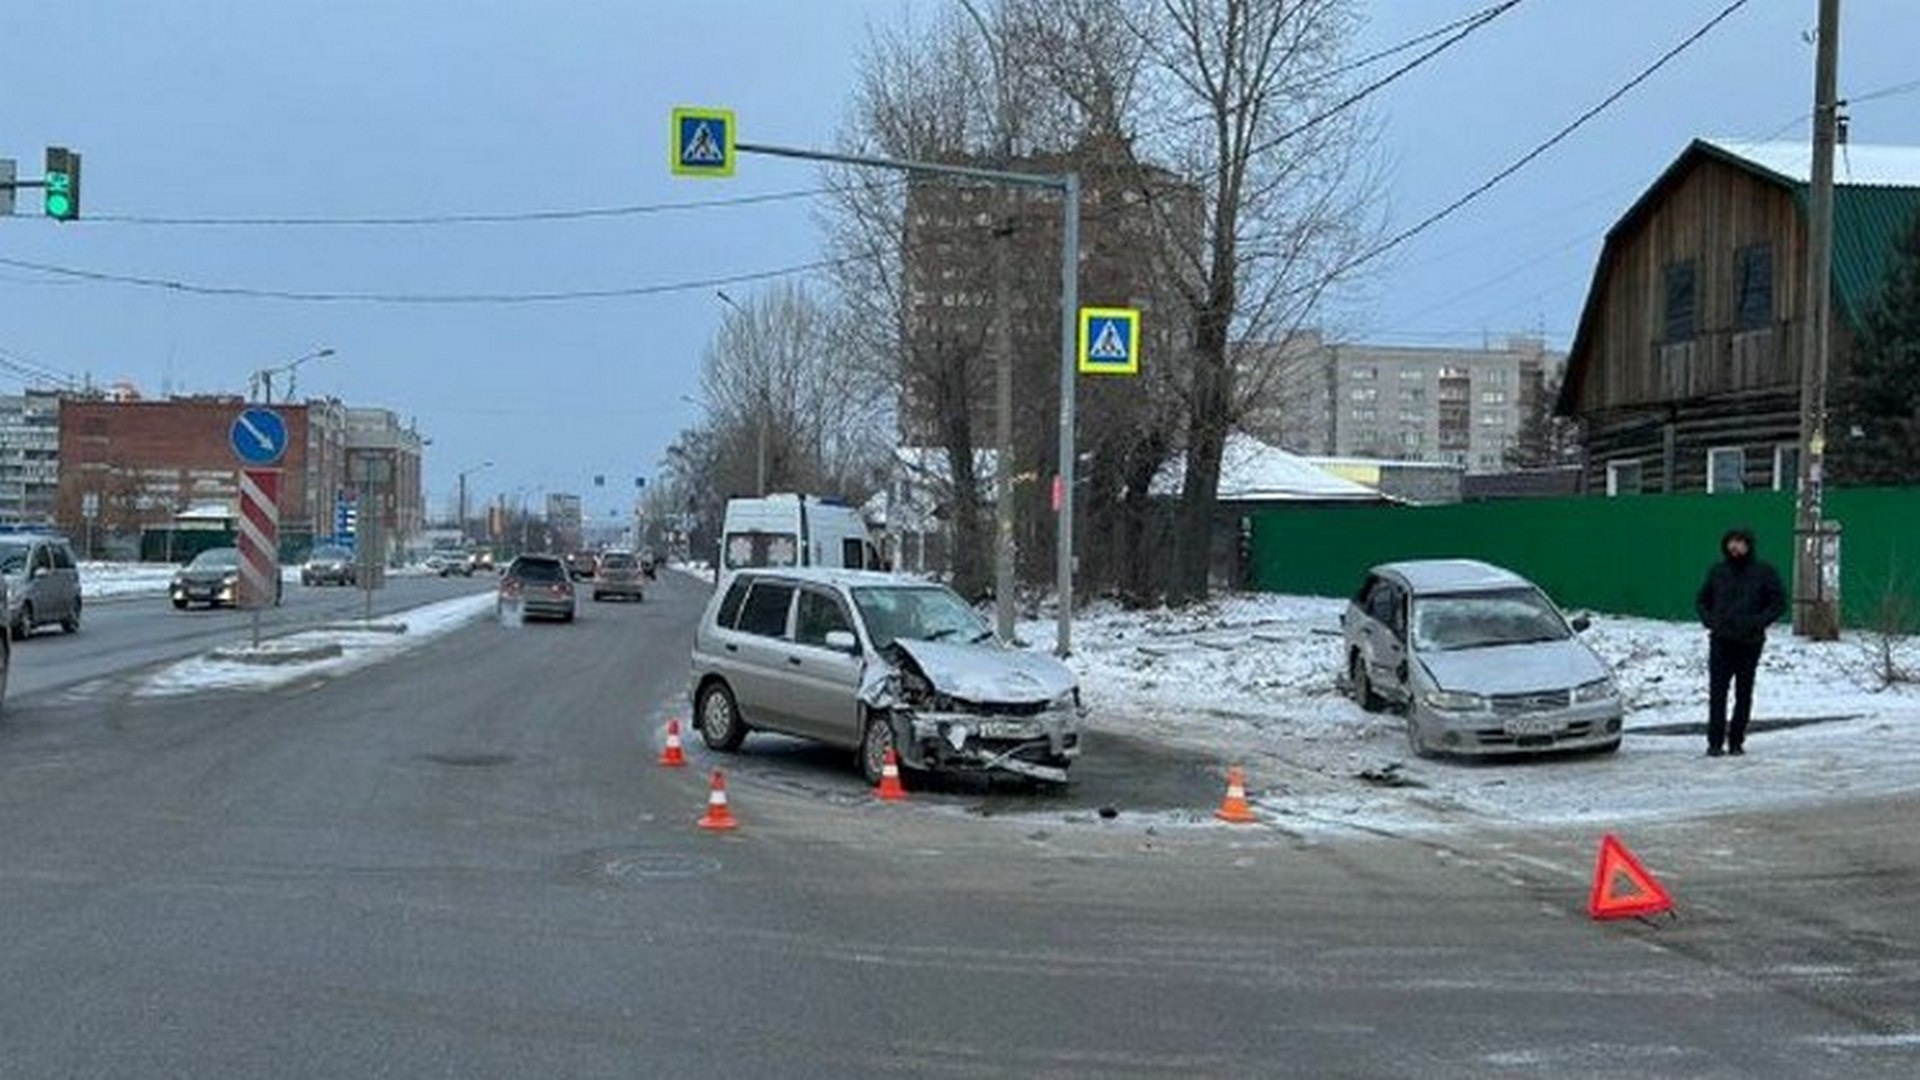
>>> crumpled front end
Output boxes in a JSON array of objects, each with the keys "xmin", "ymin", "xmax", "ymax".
[{"xmin": 861, "ymin": 646, "xmax": 1084, "ymax": 784}]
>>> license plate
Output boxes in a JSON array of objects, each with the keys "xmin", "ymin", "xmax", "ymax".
[
  {"xmin": 974, "ymin": 720, "xmax": 1040, "ymax": 740},
  {"xmin": 1505, "ymin": 716, "xmax": 1562, "ymax": 737}
]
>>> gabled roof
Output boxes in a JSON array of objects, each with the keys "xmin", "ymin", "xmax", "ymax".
[{"xmin": 1559, "ymin": 138, "xmax": 1920, "ymax": 416}]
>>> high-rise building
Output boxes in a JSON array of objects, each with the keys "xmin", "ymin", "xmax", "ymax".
[
  {"xmin": 344, "ymin": 408, "xmax": 426, "ymax": 563},
  {"xmin": 1252, "ymin": 336, "xmax": 1564, "ymax": 474},
  {"xmin": 0, "ymin": 390, "xmax": 63, "ymax": 524}
]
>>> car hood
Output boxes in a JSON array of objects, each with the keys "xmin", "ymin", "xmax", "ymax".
[
  {"xmin": 1418, "ymin": 639, "xmax": 1608, "ymax": 695},
  {"xmin": 889, "ymin": 638, "xmax": 1076, "ymax": 704}
]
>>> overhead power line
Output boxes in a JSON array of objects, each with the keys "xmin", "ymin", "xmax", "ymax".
[
  {"xmin": 82, "ymin": 181, "xmax": 899, "ymax": 227},
  {"xmin": 1337, "ymin": 0, "xmax": 1753, "ymax": 279},
  {"xmin": 0, "ymin": 251, "xmax": 862, "ymax": 305}
]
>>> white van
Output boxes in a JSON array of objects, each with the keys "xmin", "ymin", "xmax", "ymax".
[{"xmin": 720, "ymin": 494, "xmax": 884, "ymax": 573}]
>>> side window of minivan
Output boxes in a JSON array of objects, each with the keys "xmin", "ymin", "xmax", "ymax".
[
  {"xmin": 51, "ymin": 543, "xmax": 75, "ymax": 571},
  {"xmin": 1367, "ymin": 580, "xmax": 1401, "ymax": 631},
  {"xmin": 715, "ymin": 577, "xmax": 751, "ymax": 628},
  {"xmin": 736, "ymin": 582, "xmax": 796, "ymax": 638},
  {"xmin": 31, "ymin": 544, "xmax": 53, "ymax": 575}
]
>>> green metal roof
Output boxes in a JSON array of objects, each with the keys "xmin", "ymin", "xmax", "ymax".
[{"xmin": 1800, "ymin": 183, "xmax": 1920, "ymax": 332}]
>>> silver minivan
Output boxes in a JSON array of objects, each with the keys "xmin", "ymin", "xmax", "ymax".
[
  {"xmin": 0, "ymin": 532, "xmax": 82, "ymax": 640},
  {"xmin": 1341, "ymin": 559, "xmax": 1622, "ymax": 758},
  {"xmin": 690, "ymin": 567, "xmax": 1083, "ymax": 785}
]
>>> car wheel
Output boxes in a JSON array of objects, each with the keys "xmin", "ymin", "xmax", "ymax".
[
  {"xmin": 592, "ymin": 591, "xmax": 604, "ymax": 601},
  {"xmin": 860, "ymin": 711, "xmax": 898, "ymax": 786},
  {"xmin": 61, "ymin": 599, "xmax": 80, "ymax": 634},
  {"xmin": 171, "ymin": 597, "xmax": 188, "ymax": 610},
  {"xmin": 1348, "ymin": 651, "xmax": 1386, "ymax": 713},
  {"xmin": 11, "ymin": 604, "xmax": 32, "ymax": 641},
  {"xmin": 697, "ymin": 681, "xmax": 747, "ymax": 753}
]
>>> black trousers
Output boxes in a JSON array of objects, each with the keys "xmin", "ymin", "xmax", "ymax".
[{"xmin": 1708, "ymin": 636, "xmax": 1765, "ymax": 750}]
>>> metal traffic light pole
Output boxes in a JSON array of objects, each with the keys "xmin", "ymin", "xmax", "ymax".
[{"xmin": 732, "ymin": 140, "xmax": 1083, "ymax": 657}]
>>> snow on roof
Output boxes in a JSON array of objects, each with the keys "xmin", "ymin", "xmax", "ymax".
[
  {"xmin": 1704, "ymin": 138, "xmax": 1920, "ymax": 188},
  {"xmin": 1377, "ymin": 558, "xmax": 1529, "ymax": 594},
  {"xmin": 1153, "ymin": 433, "xmax": 1381, "ymax": 502}
]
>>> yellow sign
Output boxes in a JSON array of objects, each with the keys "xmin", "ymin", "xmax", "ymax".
[
  {"xmin": 1078, "ymin": 307, "xmax": 1140, "ymax": 375},
  {"xmin": 671, "ymin": 107, "xmax": 736, "ymax": 178}
]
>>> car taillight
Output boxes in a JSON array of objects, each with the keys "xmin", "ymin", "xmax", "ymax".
[{"xmin": 501, "ymin": 580, "xmax": 522, "ymax": 597}]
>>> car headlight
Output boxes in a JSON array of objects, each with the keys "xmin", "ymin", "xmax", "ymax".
[
  {"xmin": 1573, "ymin": 677, "xmax": 1618, "ymax": 703},
  {"xmin": 1050, "ymin": 687, "xmax": 1081, "ymax": 711},
  {"xmin": 1423, "ymin": 690, "xmax": 1489, "ymax": 713}
]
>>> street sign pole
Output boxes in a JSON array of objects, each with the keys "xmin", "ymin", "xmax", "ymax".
[{"xmin": 706, "ymin": 131, "xmax": 1084, "ymax": 656}]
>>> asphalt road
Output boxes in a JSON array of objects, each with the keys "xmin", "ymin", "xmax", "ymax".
[{"xmin": 0, "ymin": 569, "xmax": 1916, "ymax": 1077}]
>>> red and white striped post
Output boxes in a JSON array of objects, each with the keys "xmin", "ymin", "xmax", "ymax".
[{"xmin": 237, "ymin": 468, "xmax": 281, "ymax": 645}]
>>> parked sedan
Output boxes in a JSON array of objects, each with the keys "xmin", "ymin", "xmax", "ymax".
[
  {"xmin": 498, "ymin": 554, "xmax": 576, "ymax": 622},
  {"xmin": 301, "ymin": 544, "xmax": 356, "ymax": 586},
  {"xmin": 690, "ymin": 567, "xmax": 1083, "ymax": 786},
  {"xmin": 1341, "ymin": 559, "xmax": 1622, "ymax": 758},
  {"xmin": 170, "ymin": 547, "xmax": 283, "ymax": 609}
]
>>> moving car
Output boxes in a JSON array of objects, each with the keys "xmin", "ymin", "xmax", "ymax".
[
  {"xmin": 0, "ymin": 531, "xmax": 82, "ymax": 639},
  {"xmin": 170, "ymin": 547, "xmax": 283, "ymax": 609},
  {"xmin": 498, "ymin": 553, "xmax": 576, "ymax": 622},
  {"xmin": 1341, "ymin": 559, "xmax": 1623, "ymax": 758},
  {"xmin": 301, "ymin": 544, "xmax": 357, "ymax": 586},
  {"xmin": 591, "ymin": 550, "xmax": 646, "ymax": 602},
  {"xmin": 426, "ymin": 546, "xmax": 475, "ymax": 577},
  {"xmin": 690, "ymin": 567, "xmax": 1083, "ymax": 786},
  {"xmin": 565, "ymin": 551, "xmax": 600, "ymax": 581}
]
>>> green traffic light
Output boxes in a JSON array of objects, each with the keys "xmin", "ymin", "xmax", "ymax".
[{"xmin": 45, "ymin": 172, "xmax": 73, "ymax": 219}]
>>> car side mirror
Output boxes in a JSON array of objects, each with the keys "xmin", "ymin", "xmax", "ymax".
[
  {"xmin": 824, "ymin": 630, "xmax": 859, "ymax": 653},
  {"xmin": 1571, "ymin": 613, "xmax": 1592, "ymax": 633}
]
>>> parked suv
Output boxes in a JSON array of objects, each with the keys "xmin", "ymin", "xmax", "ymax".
[
  {"xmin": 689, "ymin": 567, "xmax": 1083, "ymax": 786},
  {"xmin": 0, "ymin": 531, "xmax": 82, "ymax": 640},
  {"xmin": 1341, "ymin": 559, "xmax": 1623, "ymax": 759}
]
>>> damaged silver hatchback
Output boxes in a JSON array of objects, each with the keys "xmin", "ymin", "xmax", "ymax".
[{"xmin": 690, "ymin": 568, "xmax": 1083, "ymax": 786}]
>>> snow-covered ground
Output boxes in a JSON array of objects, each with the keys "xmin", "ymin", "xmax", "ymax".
[
  {"xmin": 1032, "ymin": 594, "xmax": 1920, "ymax": 832},
  {"xmin": 80, "ymin": 560, "xmax": 437, "ymax": 600},
  {"xmin": 114, "ymin": 555, "xmax": 1920, "ymax": 833}
]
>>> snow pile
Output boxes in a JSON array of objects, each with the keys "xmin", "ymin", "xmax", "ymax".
[
  {"xmin": 140, "ymin": 594, "xmax": 495, "ymax": 696},
  {"xmin": 80, "ymin": 562, "xmax": 184, "ymax": 600},
  {"xmin": 1029, "ymin": 594, "xmax": 1920, "ymax": 832}
]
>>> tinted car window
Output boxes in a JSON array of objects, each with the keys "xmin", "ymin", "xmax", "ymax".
[
  {"xmin": 514, "ymin": 558, "xmax": 567, "ymax": 583},
  {"xmin": 794, "ymin": 588, "xmax": 854, "ymax": 647},
  {"xmin": 601, "ymin": 553, "xmax": 637, "ymax": 570},
  {"xmin": 1366, "ymin": 580, "xmax": 1400, "ymax": 626},
  {"xmin": 715, "ymin": 578, "xmax": 750, "ymax": 628},
  {"xmin": 0, "ymin": 542, "xmax": 28, "ymax": 574},
  {"xmin": 190, "ymin": 549, "xmax": 239, "ymax": 569},
  {"xmin": 737, "ymin": 582, "xmax": 795, "ymax": 638},
  {"xmin": 51, "ymin": 543, "xmax": 75, "ymax": 570}
]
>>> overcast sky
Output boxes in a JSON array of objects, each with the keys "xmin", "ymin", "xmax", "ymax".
[{"xmin": 2, "ymin": 1, "xmax": 1915, "ymax": 522}]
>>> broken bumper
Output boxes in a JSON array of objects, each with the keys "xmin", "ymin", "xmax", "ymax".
[{"xmin": 893, "ymin": 708, "xmax": 1083, "ymax": 783}]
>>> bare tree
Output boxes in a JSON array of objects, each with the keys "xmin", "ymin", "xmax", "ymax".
[{"xmin": 1115, "ymin": 0, "xmax": 1380, "ymax": 601}]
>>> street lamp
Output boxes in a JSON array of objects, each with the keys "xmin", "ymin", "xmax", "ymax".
[
  {"xmin": 456, "ymin": 460, "xmax": 494, "ymax": 542},
  {"xmin": 249, "ymin": 346, "xmax": 336, "ymax": 404},
  {"xmin": 715, "ymin": 292, "xmax": 770, "ymax": 496}
]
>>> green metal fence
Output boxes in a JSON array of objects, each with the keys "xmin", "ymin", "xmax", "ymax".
[{"xmin": 1248, "ymin": 487, "xmax": 1920, "ymax": 629}]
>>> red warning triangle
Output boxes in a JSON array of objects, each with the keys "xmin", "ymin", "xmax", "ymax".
[{"xmin": 1588, "ymin": 833, "xmax": 1674, "ymax": 919}]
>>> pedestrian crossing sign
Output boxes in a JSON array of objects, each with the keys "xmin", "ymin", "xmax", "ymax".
[
  {"xmin": 1078, "ymin": 307, "xmax": 1141, "ymax": 375},
  {"xmin": 671, "ymin": 106, "xmax": 736, "ymax": 178}
]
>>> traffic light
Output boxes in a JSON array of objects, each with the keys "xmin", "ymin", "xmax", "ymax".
[{"xmin": 44, "ymin": 146, "xmax": 80, "ymax": 221}]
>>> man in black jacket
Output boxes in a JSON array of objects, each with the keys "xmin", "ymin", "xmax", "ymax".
[{"xmin": 1695, "ymin": 527, "xmax": 1787, "ymax": 757}]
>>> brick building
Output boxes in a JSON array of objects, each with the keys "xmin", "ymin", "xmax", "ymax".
[
  {"xmin": 343, "ymin": 407, "xmax": 426, "ymax": 563},
  {"xmin": 55, "ymin": 396, "xmax": 350, "ymax": 552}
]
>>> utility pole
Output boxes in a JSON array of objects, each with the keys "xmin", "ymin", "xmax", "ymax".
[{"xmin": 1793, "ymin": 0, "xmax": 1842, "ymax": 640}]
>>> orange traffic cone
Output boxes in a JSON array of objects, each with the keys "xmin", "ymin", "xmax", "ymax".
[
  {"xmin": 1214, "ymin": 765, "xmax": 1258, "ymax": 824},
  {"xmin": 697, "ymin": 770, "xmax": 739, "ymax": 831},
  {"xmin": 658, "ymin": 719, "xmax": 688, "ymax": 768},
  {"xmin": 875, "ymin": 747, "xmax": 908, "ymax": 802}
]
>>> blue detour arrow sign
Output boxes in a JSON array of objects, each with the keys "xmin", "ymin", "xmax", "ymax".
[{"xmin": 230, "ymin": 407, "xmax": 288, "ymax": 465}]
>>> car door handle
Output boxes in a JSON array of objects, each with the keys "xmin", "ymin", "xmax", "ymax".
[{"xmin": 723, "ymin": 643, "xmax": 738, "ymax": 654}]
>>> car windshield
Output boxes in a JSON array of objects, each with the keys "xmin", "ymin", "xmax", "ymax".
[
  {"xmin": 513, "ymin": 559, "xmax": 566, "ymax": 583},
  {"xmin": 310, "ymin": 546, "xmax": 348, "ymax": 560},
  {"xmin": 850, "ymin": 585, "xmax": 990, "ymax": 650},
  {"xmin": 1411, "ymin": 587, "xmax": 1569, "ymax": 651},
  {"xmin": 189, "ymin": 549, "xmax": 239, "ymax": 570},
  {"xmin": 601, "ymin": 554, "xmax": 637, "ymax": 570},
  {"xmin": 0, "ymin": 541, "xmax": 28, "ymax": 575}
]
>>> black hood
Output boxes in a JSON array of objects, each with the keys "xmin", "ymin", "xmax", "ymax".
[{"xmin": 1721, "ymin": 526, "xmax": 1757, "ymax": 562}]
